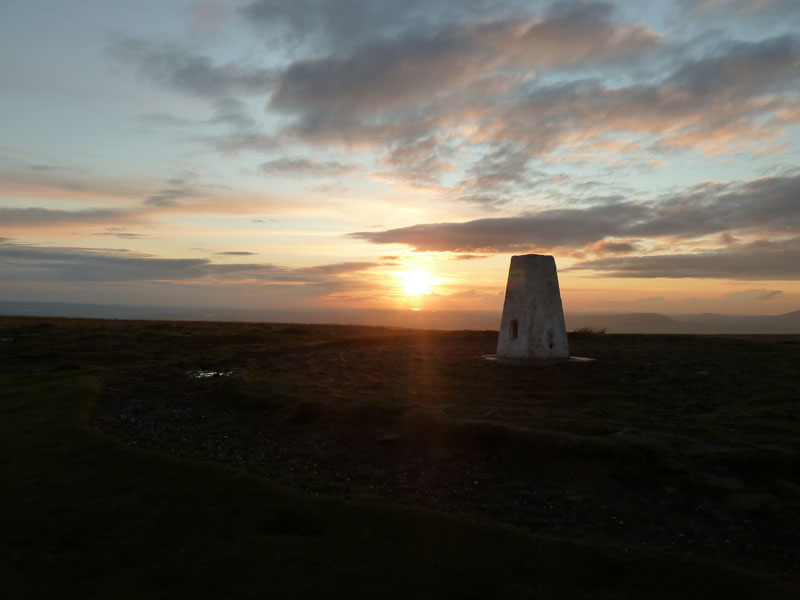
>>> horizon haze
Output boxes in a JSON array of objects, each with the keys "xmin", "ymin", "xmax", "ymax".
[{"xmin": 2, "ymin": 300, "xmax": 799, "ymax": 335}]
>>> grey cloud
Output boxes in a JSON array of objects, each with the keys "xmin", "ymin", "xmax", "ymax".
[
  {"xmin": 263, "ymin": 2, "xmax": 661, "ymax": 161},
  {"xmin": 666, "ymin": 35, "xmax": 800, "ymax": 97},
  {"xmin": 269, "ymin": 4, "xmax": 658, "ymax": 117},
  {"xmin": 682, "ymin": 0, "xmax": 800, "ymax": 18},
  {"xmin": 216, "ymin": 251, "xmax": 257, "ymax": 256},
  {"xmin": 112, "ymin": 37, "xmax": 274, "ymax": 98},
  {"xmin": 0, "ymin": 243, "xmax": 210, "ymax": 282},
  {"xmin": 209, "ymin": 98, "xmax": 257, "ymax": 129},
  {"xmin": 721, "ymin": 288, "xmax": 783, "ymax": 301},
  {"xmin": 756, "ymin": 290, "xmax": 782, "ymax": 300},
  {"xmin": 446, "ymin": 289, "xmax": 492, "ymax": 299},
  {"xmin": 633, "ymin": 174, "xmax": 800, "ymax": 238},
  {"xmin": 139, "ymin": 113, "xmax": 196, "ymax": 127},
  {"xmin": 0, "ymin": 207, "xmax": 137, "ymax": 226},
  {"xmin": 258, "ymin": 157, "xmax": 355, "ymax": 177},
  {"xmin": 592, "ymin": 241, "xmax": 637, "ymax": 255},
  {"xmin": 198, "ymin": 132, "xmax": 278, "ymax": 154},
  {"xmin": 145, "ymin": 178, "xmax": 206, "ymax": 207},
  {"xmin": 91, "ymin": 232, "xmax": 148, "ymax": 239},
  {"xmin": 453, "ymin": 147, "xmax": 540, "ymax": 203},
  {"xmin": 488, "ymin": 34, "xmax": 800, "ymax": 157},
  {"xmin": 0, "ymin": 242, "xmax": 380, "ymax": 285},
  {"xmin": 146, "ymin": 195, "xmax": 180, "ymax": 207},
  {"xmin": 241, "ymin": 0, "xmax": 534, "ymax": 49},
  {"xmin": 376, "ymin": 138, "xmax": 457, "ymax": 185},
  {"xmin": 349, "ymin": 172, "xmax": 800, "ymax": 252},
  {"xmin": 349, "ymin": 202, "xmax": 644, "ymax": 252},
  {"xmin": 568, "ymin": 237, "xmax": 800, "ymax": 280},
  {"xmin": 298, "ymin": 262, "xmax": 380, "ymax": 275},
  {"xmin": 263, "ymin": 11, "xmax": 799, "ymax": 206},
  {"xmin": 140, "ymin": 98, "xmax": 256, "ymax": 130}
]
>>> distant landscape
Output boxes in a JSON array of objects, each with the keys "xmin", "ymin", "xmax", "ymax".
[{"xmin": 2, "ymin": 300, "xmax": 799, "ymax": 335}]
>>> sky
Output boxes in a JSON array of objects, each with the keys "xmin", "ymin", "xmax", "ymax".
[{"xmin": 1, "ymin": 0, "xmax": 799, "ymax": 317}]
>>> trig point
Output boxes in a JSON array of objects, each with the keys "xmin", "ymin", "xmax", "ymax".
[{"xmin": 497, "ymin": 254, "xmax": 569, "ymax": 360}]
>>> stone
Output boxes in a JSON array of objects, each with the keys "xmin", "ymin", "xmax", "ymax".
[{"xmin": 497, "ymin": 254, "xmax": 569, "ymax": 360}]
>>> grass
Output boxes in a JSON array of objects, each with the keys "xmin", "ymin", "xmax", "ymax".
[
  {"xmin": 572, "ymin": 326, "xmax": 607, "ymax": 335},
  {"xmin": 0, "ymin": 316, "xmax": 798, "ymax": 598}
]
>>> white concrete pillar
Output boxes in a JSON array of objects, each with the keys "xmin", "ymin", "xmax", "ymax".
[{"xmin": 497, "ymin": 254, "xmax": 569, "ymax": 360}]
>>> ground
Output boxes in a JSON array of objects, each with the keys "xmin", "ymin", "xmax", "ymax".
[{"xmin": 1, "ymin": 316, "xmax": 799, "ymax": 598}]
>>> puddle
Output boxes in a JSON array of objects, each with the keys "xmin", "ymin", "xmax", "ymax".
[{"xmin": 187, "ymin": 369, "xmax": 234, "ymax": 379}]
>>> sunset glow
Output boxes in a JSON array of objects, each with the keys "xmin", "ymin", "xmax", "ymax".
[
  {"xmin": 399, "ymin": 269, "xmax": 435, "ymax": 297},
  {"xmin": 1, "ymin": 1, "xmax": 799, "ymax": 319}
]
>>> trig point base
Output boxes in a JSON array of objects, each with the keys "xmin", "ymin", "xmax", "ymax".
[{"xmin": 497, "ymin": 254, "xmax": 569, "ymax": 360}]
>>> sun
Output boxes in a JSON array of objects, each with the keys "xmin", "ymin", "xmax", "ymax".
[{"xmin": 399, "ymin": 269, "xmax": 435, "ymax": 296}]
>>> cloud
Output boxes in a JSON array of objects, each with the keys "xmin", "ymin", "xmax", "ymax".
[
  {"xmin": 191, "ymin": 1, "xmax": 229, "ymax": 32},
  {"xmin": 241, "ymin": 0, "xmax": 535, "ymax": 49},
  {"xmin": 0, "ymin": 242, "xmax": 381, "ymax": 286},
  {"xmin": 251, "ymin": 4, "xmax": 799, "ymax": 202},
  {"xmin": 0, "ymin": 243, "xmax": 211, "ymax": 282},
  {"xmin": 349, "ymin": 172, "xmax": 800, "ymax": 252},
  {"xmin": 483, "ymin": 35, "xmax": 800, "ymax": 160},
  {"xmin": 682, "ymin": 0, "xmax": 800, "ymax": 16},
  {"xmin": 112, "ymin": 37, "xmax": 274, "ymax": 99},
  {"xmin": 453, "ymin": 254, "xmax": 488, "ymax": 260},
  {"xmin": 445, "ymin": 289, "xmax": 493, "ymax": 299},
  {"xmin": 258, "ymin": 157, "xmax": 355, "ymax": 177},
  {"xmin": 665, "ymin": 34, "xmax": 800, "ymax": 98},
  {"xmin": 375, "ymin": 137, "xmax": 458, "ymax": 185},
  {"xmin": 297, "ymin": 261, "xmax": 381, "ymax": 275},
  {"xmin": 720, "ymin": 288, "xmax": 783, "ymax": 301},
  {"xmin": 215, "ymin": 251, "xmax": 257, "ymax": 256},
  {"xmin": 568, "ymin": 237, "xmax": 800, "ymax": 280},
  {"xmin": 197, "ymin": 132, "xmax": 278, "ymax": 154},
  {"xmin": 268, "ymin": 3, "xmax": 658, "ymax": 128},
  {"xmin": 590, "ymin": 240, "xmax": 638, "ymax": 255},
  {"xmin": 140, "ymin": 98, "xmax": 256, "ymax": 131},
  {"xmin": 636, "ymin": 296, "xmax": 666, "ymax": 304},
  {"xmin": 145, "ymin": 178, "xmax": 207, "ymax": 207},
  {"xmin": 348, "ymin": 202, "xmax": 647, "ymax": 252},
  {"xmin": 91, "ymin": 232, "xmax": 149, "ymax": 239},
  {"xmin": 0, "ymin": 207, "xmax": 141, "ymax": 227}
]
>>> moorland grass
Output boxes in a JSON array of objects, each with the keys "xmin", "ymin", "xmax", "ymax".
[{"xmin": 0, "ymin": 319, "xmax": 796, "ymax": 599}]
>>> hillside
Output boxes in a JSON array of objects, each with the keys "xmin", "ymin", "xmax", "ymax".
[{"xmin": 1, "ymin": 316, "xmax": 799, "ymax": 598}]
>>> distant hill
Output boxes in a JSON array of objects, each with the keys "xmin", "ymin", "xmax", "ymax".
[
  {"xmin": 567, "ymin": 311, "xmax": 800, "ymax": 334},
  {"xmin": 1, "ymin": 300, "xmax": 799, "ymax": 334}
]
